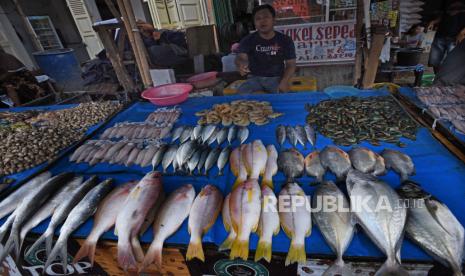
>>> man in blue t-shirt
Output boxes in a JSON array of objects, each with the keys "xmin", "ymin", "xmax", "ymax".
[{"xmin": 235, "ymin": 4, "xmax": 296, "ymax": 94}]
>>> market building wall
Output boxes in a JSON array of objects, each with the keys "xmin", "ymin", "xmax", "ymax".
[{"xmin": 1, "ymin": 0, "xmax": 90, "ymax": 64}]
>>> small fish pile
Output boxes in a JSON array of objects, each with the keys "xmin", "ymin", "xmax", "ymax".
[
  {"xmin": 306, "ymin": 96, "xmax": 418, "ymax": 146},
  {"xmin": 414, "ymin": 86, "xmax": 465, "ymax": 134},
  {"xmin": 145, "ymin": 106, "xmax": 181, "ymax": 125},
  {"xmin": 276, "ymin": 124, "xmax": 316, "ymax": 148},
  {"xmin": 195, "ymin": 100, "xmax": 283, "ymax": 126},
  {"xmin": 100, "ymin": 122, "xmax": 172, "ymax": 140},
  {"xmin": 171, "ymin": 124, "xmax": 249, "ymax": 145},
  {"xmin": 0, "ymin": 110, "xmax": 39, "ymax": 124},
  {"xmin": 279, "ymin": 146, "xmax": 415, "ymax": 183}
]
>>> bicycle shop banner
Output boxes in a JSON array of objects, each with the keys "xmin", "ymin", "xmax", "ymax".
[{"xmin": 275, "ymin": 21, "xmax": 356, "ymax": 65}]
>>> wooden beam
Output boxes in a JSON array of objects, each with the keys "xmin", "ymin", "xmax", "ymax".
[
  {"xmin": 12, "ymin": 0, "xmax": 43, "ymax": 51},
  {"xmin": 353, "ymin": 0, "xmax": 364, "ymax": 86},
  {"xmin": 362, "ymin": 34, "xmax": 385, "ymax": 89},
  {"xmin": 104, "ymin": 0, "xmax": 121, "ymax": 19}
]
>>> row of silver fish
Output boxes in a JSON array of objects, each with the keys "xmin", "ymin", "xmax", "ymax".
[
  {"xmin": 276, "ymin": 124, "xmax": 316, "ymax": 148},
  {"xmin": 278, "ymin": 146, "xmax": 415, "ymax": 183},
  {"xmin": 171, "ymin": 124, "xmax": 249, "ymax": 146},
  {"xmin": 100, "ymin": 122, "xmax": 172, "ymax": 140},
  {"xmin": 145, "ymin": 106, "xmax": 181, "ymax": 125}
]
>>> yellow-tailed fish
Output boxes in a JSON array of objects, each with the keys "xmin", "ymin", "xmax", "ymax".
[
  {"xmin": 255, "ymin": 185, "xmax": 280, "ymax": 262},
  {"xmin": 262, "ymin": 145, "xmax": 278, "ymax": 189},
  {"xmin": 219, "ymin": 193, "xmax": 236, "ymax": 251}
]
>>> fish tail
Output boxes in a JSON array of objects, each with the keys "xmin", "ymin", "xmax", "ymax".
[
  {"xmin": 140, "ymin": 240, "xmax": 163, "ymax": 272},
  {"xmin": 44, "ymin": 239, "xmax": 67, "ymax": 273},
  {"xmin": 25, "ymin": 229, "xmax": 51, "ymax": 257},
  {"xmin": 117, "ymin": 239, "xmax": 137, "ymax": 272},
  {"xmin": 285, "ymin": 242, "xmax": 306, "ymax": 266},
  {"xmin": 229, "ymin": 238, "xmax": 249, "ymax": 261},
  {"xmin": 73, "ymin": 239, "xmax": 97, "ymax": 266},
  {"xmin": 322, "ymin": 258, "xmax": 352, "ymax": 276},
  {"xmin": 254, "ymin": 240, "xmax": 272, "ymax": 262},
  {"xmin": 375, "ymin": 259, "xmax": 408, "ymax": 276},
  {"xmin": 0, "ymin": 237, "xmax": 15, "ymax": 264},
  {"xmin": 186, "ymin": 236, "xmax": 205, "ymax": 262},
  {"xmin": 261, "ymin": 178, "xmax": 274, "ymax": 189},
  {"xmin": 218, "ymin": 231, "xmax": 236, "ymax": 251},
  {"xmin": 131, "ymin": 235, "xmax": 144, "ymax": 263}
]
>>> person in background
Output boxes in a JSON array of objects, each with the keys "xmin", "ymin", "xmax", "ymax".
[
  {"xmin": 222, "ymin": 43, "xmax": 240, "ymax": 72},
  {"xmin": 235, "ymin": 4, "xmax": 296, "ymax": 94},
  {"xmin": 401, "ymin": 24, "xmax": 425, "ymax": 48},
  {"xmin": 434, "ymin": 29, "xmax": 465, "ymax": 85},
  {"xmin": 427, "ymin": 0, "xmax": 465, "ymax": 74}
]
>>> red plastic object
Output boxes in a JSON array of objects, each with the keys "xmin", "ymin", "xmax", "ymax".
[
  {"xmin": 141, "ymin": 83, "xmax": 193, "ymax": 106},
  {"xmin": 187, "ymin": 71, "xmax": 218, "ymax": 89}
]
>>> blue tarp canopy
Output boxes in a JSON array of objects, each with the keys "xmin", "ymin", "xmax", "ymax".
[{"xmin": 8, "ymin": 91, "xmax": 465, "ymax": 262}]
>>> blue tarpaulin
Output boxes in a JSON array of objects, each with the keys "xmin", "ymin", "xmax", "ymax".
[{"xmin": 14, "ymin": 91, "xmax": 465, "ymax": 262}]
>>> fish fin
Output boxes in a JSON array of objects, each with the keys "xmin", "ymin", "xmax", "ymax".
[
  {"xmin": 285, "ymin": 242, "xmax": 306, "ymax": 266},
  {"xmin": 73, "ymin": 239, "xmax": 97, "ymax": 266},
  {"xmin": 273, "ymin": 225, "xmax": 280, "ymax": 236},
  {"xmin": 254, "ymin": 240, "xmax": 271, "ymax": 262},
  {"xmin": 140, "ymin": 240, "xmax": 163, "ymax": 272},
  {"xmin": 117, "ymin": 240, "xmax": 137, "ymax": 272},
  {"xmin": 186, "ymin": 238, "xmax": 205, "ymax": 262},
  {"xmin": 25, "ymin": 229, "xmax": 51, "ymax": 257},
  {"xmin": 232, "ymin": 178, "xmax": 243, "ymax": 190},
  {"xmin": 305, "ymin": 227, "xmax": 312, "ymax": 237},
  {"xmin": 252, "ymin": 220, "xmax": 259, "ymax": 233},
  {"xmin": 44, "ymin": 239, "xmax": 67, "ymax": 273},
  {"xmin": 218, "ymin": 231, "xmax": 236, "ymax": 251},
  {"xmin": 322, "ymin": 259, "xmax": 352, "ymax": 276},
  {"xmin": 230, "ymin": 238, "xmax": 249, "ymax": 260},
  {"xmin": 375, "ymin": 259, "xmax": 408, "ymax": 276},
  {"xmin": 261, "ymin": 179, "xmax": 274, "ymax": 189},
  {"xmin": 131, "ymin": 236, "xmax": 144, "ymax": 263},
  {"xmin": 0, "ymin": 237, "xmax": 14, "ymax": 264},
  {"xmin": 223, "ymin": 219, "xmax": 230, "ymax": 232},
  {"xmin": 280, "ymin": 223, "xmax": 293, "ymax": 239}
]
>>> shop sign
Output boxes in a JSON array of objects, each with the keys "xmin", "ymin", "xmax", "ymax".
[{"xmin": 275, "ymin": 21, "xmax": 356, "ymax": 64}]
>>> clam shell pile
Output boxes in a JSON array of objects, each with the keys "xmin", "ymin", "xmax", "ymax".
[
  {"xmin": 306, "ymin": 96, "xmax": 418, "ymax": 146},
  {"xmin": 195, "ymin": 100, "xmax": 283, "ymax": 126}
]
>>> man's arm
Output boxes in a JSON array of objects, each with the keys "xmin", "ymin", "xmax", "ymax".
[
  {"xmin": 278, "ymin": 59, "xmax": 296, "ymax": 92},
  {"xmin": 235, "ymin": 53, "xmax": 250, "ymax": 76}
]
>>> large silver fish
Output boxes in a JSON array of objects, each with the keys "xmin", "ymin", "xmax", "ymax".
[
  {"xmin": 217, "ymin": 146, "xmax": 231, "ymax": 176},
  {"xmin": 44, "ymin": 178, "xmax": 113, "ymax": 272},
  {"xmin": 171, "ymin": 126, "xmax": 185, "ymax": 142},
  {"xmin": 201, "ymin": 125, "xmax": 217, "ymax": 144},
  {"xmin": 346, "ymin": 170, "xmax": 408, "ymax": 276},
  {"xmin": 197, "ymin": 147, "xmax": 210, "ymax": 174},
  {"xmin": 320, "ymin": 146, "xmax": 352, "ymax": 181},
  {"xmin": 186, "ymin": 185, "xmax": 223, "ymax": 262},
  {"xmin": 187, "ymin": 148, "xmax": 202, "ymax": 175},
  {"xmin": 206, "ymin": 127, "xmax": 219, "ymax": 145},
  {"xmin": 304, "ymin": 124, "xmax": 316, "ymax": 147},
  {"xmin": 180, "ymin": 126, "xmax": 194, "ymax": 143},
  {"xmin": 276, "ymin": 125, "xmax": 286, "ymax": 146},
  {"xmin": 312, "ymin": 181, "xmax": 354, "ymax": 275},
  {"xmin": 151, "ymin": 144, "xmax": 167, "ymax": 170},
  {"xmin": 141, "ymin": 145, "xmax": 159, "ymax": 168},
  {"xmin": 227, "ymin": 125, "xmax": 237, "ymax": 145},
  {"xmin": 204, "ymin": 147, "xmax": 221, "ymax": 175},
  {"xmin": 398, "ymin": 181, "xmax": 464, "ymax": 276},
  {"xmin": 373, "ymin": 153, "xmax": 387, "ymax": 176},
  {"xmin": 294, "ymin": 126, "xmax": 307, "ymax": 147},
  {"xmin": 349, "ymin": 147, "xmax": 377, "ymax": 174},
  {"xmin": 192, "ymin": 125, "xmax": 203, "ymax": 141},
  {"xmin": 255, "ymin": 185, "xmax": 279, "ymax": 262},
  {"xmin": 304, "ymin": 151, "xmax": 325, "ymax": 183},
  {"xmin": 237, "ymin": 126, "xmax": 249, "ymax": 144},
  {"xmin": 279, "ymin": 182, "xmax": 311, "ymax": 266},
  {"xmin": 176, "ymin": 140, "xmax": 197, "ymax": 168},
  {"xmin": 141, "ymin": 184, "xmax": 195, "ymax": 271},
  {"xmin": 162, "ymin": 144, "xmax": 179, "ymax": 173},
  {"xmin": 286, "ymin": 126, "xmax": 298, "ymax": 147},
  {"xmin": 216, "ymin": 127, "xmax": 228, "ymax": 145},
  {"xmin": 278, "ymin": 148, "xmax": 305, "ymax": 180},
  {"xmin": 382, "ymin": 149, "xmax": 415, "ymax": 181}
]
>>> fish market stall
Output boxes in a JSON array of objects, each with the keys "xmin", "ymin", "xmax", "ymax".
[
  {"xmin": 0, "ymin": 102, "xmax": 124, "ymax": 193},
  {"xmin": 1, "ymin": 90, "xmax": 465, "ymax": 275}
]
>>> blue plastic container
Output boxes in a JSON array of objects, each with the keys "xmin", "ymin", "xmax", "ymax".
[{"xmin": 33, "ymin": 48, "xmax": 83, "ymax": 90}]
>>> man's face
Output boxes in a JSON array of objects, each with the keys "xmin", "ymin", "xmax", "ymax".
[{"xmin": 254, "ymin": 9, "xmax": 275, "ymax": 34}]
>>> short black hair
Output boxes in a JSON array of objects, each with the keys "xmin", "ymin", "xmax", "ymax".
[{"xmin": 252, "ymin": 4, "xmax": 276, "ymax": 19}]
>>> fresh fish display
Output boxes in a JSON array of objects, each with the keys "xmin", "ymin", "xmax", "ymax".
[
  {"xmin": 100, "ymin": 122, "xmax": 173, "ymax": 140},
  {"xmin": 74, "ymin": 181, "xmax": 136, "ymax": 266},
  {"xmin": 187, "ymin": 149, "xmax": 202, "ymax": 175},
  {"xmin": 176, "ymin": 140, "xmax": 197, "ymax": 168},
  {"xmin": 229, "ymin": 179, "xmax": 261, "ymax": 260},
  {"xmin": 227, "ymin": 125, "xmax": 237, "ymax": 145},
  {"xmin": 216, "ymin": 127, "xmax": 228, "ymax": 145},
  {"xmin": 255, "ymin": 185, "xmax": 279, "ymax": 262},
  {"xmin": 279, "ymin": 182, "xmax": 311, "ymax": 266},
  {"xmin": 206, "ymin": 127, "xmax": 219, "ymax": 145},
  {"xmin": 382, "ymin": 149, "xmax": 415, "ymax": 181},
  {"xmin": 237, "ymin": 126, "xmax": 249, "ymax": 144},
  {"xmin": 276, "ymin": 125, "xmax": 286, "ymax": 146},
  {"xmin": 346, "ymin": 170, "xmax": 408, "ymax": 276},
  {"xmin": 278, "ymin": 148, "xmax": 305, "ymax": 180},
  {"xmin": 162, "ymin": 144, "xmax": 179, "ymax": 173},
  {"xmin": 141, "ymin": 184, "xmax": 195, "ymax": 271},
  {"xmin": 230, "ymin": 146, "xmax": 248, "ymax": 189},
  {"xmin": 286, "ymin": 125, "xmax": 298, "ymax": 147},
  {"xmin": 151, "ymin": 144, "xmax": 167, "ymax": 170},
  {"xmin": 26, "ymin": 176, "xmax": 99, "ymax": 258},
  {"xmin": 201, "ymin": 125, "xmax": 217, "ymax": 144},
  {"xmin": 372, "ymin": 153, "xmax": 387, "ymax": 176},
  {"xmin": 204, "ymin": 147, "xmax": 221, "ymax": 175},
  {"xmin": 192, "ymin": 125, "xmax": 203, "ymax": 141},
  {"xmin": 349, "ymin": 147, "xmax": 377, "ymax": 174},
  {"xmin": 217, "ymin": 146, "xmax": 231, "ymax": 175},
  {"xmin": 262, "ymin": 145, "xmax": 278, "ymax": 189},
  {"xmin": 306, "ymin": 96, "xmax": 418, "ymax": 146},
  {"xmin": 294, "ymin": 125, "xmax": 307, "ymax": 147},
  {"xmin": 304, "ymin": 124, "xmax": 316, "ymax": 147},
  {"xmin": 145, "ymin": 106, "xmax": 181, "ymax": 125},
  {"xmin": 312, "ymin": 181, "xmax": 354, "ymax": 275},
  {"xmin": 171, "ymin": 126, "xmax": 185, "ymax": 142},
  {"xmin": 320, "ymin": 146, "xmax": 352, "ymax": 181},
  {"xmin": 242, "ymin": 140, "xmax": 267, "ymax": 180},
  {"xmin": 180, "ymin": 126, "xmax": 194, "ymax": 143},
  {"xmin": 0, "ymin": 172, "xmax": 74, "ymax": 260},
  {"xmin": 115, "ymin": 172, "xmax": 163, "ymax": 271},
  {"xmin": 44, "ymin": 178, "xmax": 113, "ymax": 272},
  {"xmin": 186, "ymin": 185, "xmax": 223, "ymax": 261},
  {"xmin": 197, "ymin": 147, "xmax": 210, "ymax": 174},
  {"xmin": 398, "ymin": 181, "xmax": 465, "ymax": 276},
  {"xmin": 304, "ymin": 151, "xmax": 325, "ymax": 183},
  {"xmin": 219, "ymin": 194, "xmax": 236, "ymax": 251},
  {"xmin": 0, "ymin": 171, "xmax": 51, "ymax": 220}
]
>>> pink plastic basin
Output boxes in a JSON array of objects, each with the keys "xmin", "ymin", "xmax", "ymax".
[
  {"xmin": 187, "ymin": 71, "xmax": 218, "ymax": 89},
  {"xmin": 141, "ymin": 83, "xmax": 193, "ymax": 106}
]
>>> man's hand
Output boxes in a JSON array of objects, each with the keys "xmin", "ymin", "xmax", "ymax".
[
  {"xmin": 457, "ymin": 28, "xmax": 465, "ymax": 44},
  {"xmin": 238, "ymin": 64, "xmax": 250, "ymax": 76},
  {"xmin": 427, "ymin": 18, "xmax": 441, "ymax": 31},
  {"xmin": 278, "ymin": 80, "xmax": 290, "ymax": 93}
]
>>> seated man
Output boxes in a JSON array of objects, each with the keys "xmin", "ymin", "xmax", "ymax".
[{"xmin": 236, "ymin": 4, "xmax": 296, "ymax": 94}]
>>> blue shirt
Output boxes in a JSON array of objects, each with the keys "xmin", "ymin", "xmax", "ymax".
[{"xmin": 238, "ymin": 31, "xmax": 296, "ymax": 77}]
